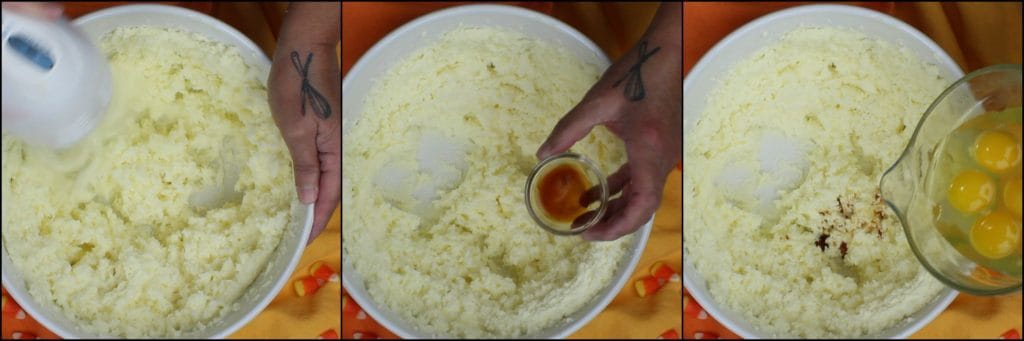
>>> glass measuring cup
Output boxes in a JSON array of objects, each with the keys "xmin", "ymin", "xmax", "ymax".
[
  {"xmin": 880, "ymin": 64, "xmax": 1022, "ymax": 295},
  {"xmin": 525, "ymin": 152, "xmax": 609, "ymax": 235}
]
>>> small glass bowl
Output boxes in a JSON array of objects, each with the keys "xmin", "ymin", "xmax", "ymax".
[
  {"xmin": 525, "ymin": 152, "xmax": 609, "ymax": 235},
  {"xmin": 881, "ymin": 64, "xmax": 1022, "ymax": 295}
]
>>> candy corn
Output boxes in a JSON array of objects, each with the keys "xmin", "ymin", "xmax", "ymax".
[
  {"xmin": 294, "ymin": 276, "xmax": 321, "ymax": 297},
  {"xmin": 2, "ymin": 294, "xmax": 22, "ymax": 315},
  {"xmin": 683, "ymin": 294, "xmax": 703, "ymax": 318},
  {"xmin": 317, "ymin": 329, "xmax": 339, "ymax": 339},
  {"xmin": 657, "ymin": 328, "xmax": 679, "ymax": 339},
  {"xmin": 635, "ymin": 276, "xmax": 664, "ymax": 297},
  {"xmin": 342, "ymin": 293, "xmax": 361, "ymax": 314},
  {"xmin": 650, "ymin": 261, "xmax": 676, "ymax": 281},
  {"xmin": 309, "ymin": 261, "xmax": 339, "ymax": 283}
]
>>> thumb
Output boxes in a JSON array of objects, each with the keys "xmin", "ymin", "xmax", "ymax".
[
  {"xmin": 536, "ymin": 96, "xmax": 616, "ymax": 160},
  {"xmin": 283, "ymin": 130, "xmax": 321, "ymax": 205}
]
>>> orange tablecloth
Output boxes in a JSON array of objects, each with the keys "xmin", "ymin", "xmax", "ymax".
[
  {"xmin": 341, "ymin": 2, "xmax": 683, "ymax": 339},
  {"xmin": 1, "ymin": 2, "xmax": 342, "ymax": 339},
  {"xmin": 682, "ymin": 2, "xmax": 1022, "ymax": 339}
]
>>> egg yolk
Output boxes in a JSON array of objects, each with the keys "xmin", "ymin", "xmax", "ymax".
[
  {"xmin": 1005, "ymin": 177, "xmax": 1022, "ymax": 218},
  {"xmin": 948, "ymin": 170, "xmax": 995, "ymax": 213},
  {"xmin": 970, "ymin": 210, "xmax": 1022, "ymax": 259},
  {"xmin": 973, "ymin": 130, "xmax": 1022, "ymax": 173}
]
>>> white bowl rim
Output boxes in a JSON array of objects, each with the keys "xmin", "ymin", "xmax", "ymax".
[
  {"xmin": 683, "ymin": 3, "xmax": 963, "ymax": 94},
  {"xmin": 341, "ymin": 3, "xmax": 654, "ymax": 339},
  {"xmin": 1, "ymin": 4, "xmax": 314, "ymax": 339},
  {"xmin": 342, "ymin": 3, "xmax": 609, "ymax": 92},
  {"xmin": 73, "ymin": 4, "xmax": 268, "ymax": 66},
  {"xmin": 682, "ymin": 3, "xmax": 962, "ymax": 339}
]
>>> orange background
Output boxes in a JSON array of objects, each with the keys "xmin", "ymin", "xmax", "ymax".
[
  {"xmin": 341, "ymin": 2, "xmax": 683, "ymax": 339},
  {"xmin": 682, "ymin": 2, "xmax": 1022, "ymax": 340},
  {"xmin": 1, "ymin": 2, "xmax": 342, "ymax": 339}
]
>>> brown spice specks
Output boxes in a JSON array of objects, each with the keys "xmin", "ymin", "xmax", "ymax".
[
  {"xmin": 813, "ymin": 190, "xmax": 890, "ymax": 256},
  {"xmin": 815, "ymin": 234, "xmax": 830, "ymax": 251},
  {"xmin": 837, "ymin": 196, "xmax": 854, "ymax": 219}
]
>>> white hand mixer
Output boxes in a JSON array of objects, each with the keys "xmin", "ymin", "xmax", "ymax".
[{"xmin": 2, "ymin": 9, "xmax": 111, "ymax": 149}]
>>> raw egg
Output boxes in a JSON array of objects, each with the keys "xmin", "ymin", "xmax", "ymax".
[
  {"xmin": 1005, "ymin": 177, "xmax": 1022, "ymax": 218},
  {"xmin": 969, "ymin": 210, "xmax": 1022, "ymax": 259},
  {"xmin": 973, "ymin": 130, "xmax": 1022, "ymax": 173},
  {"xmin": 948, "ymin": 169, "xmax": 995, "ymax": 213}
]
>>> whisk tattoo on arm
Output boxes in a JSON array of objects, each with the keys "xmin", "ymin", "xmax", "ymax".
[
  {"xmin": 613, "ymin": 41, "xmax": 661, "ymax": 101},
  {"xmin": 290, "ymin": 51, "xmax": 332, "ymax": 120}
]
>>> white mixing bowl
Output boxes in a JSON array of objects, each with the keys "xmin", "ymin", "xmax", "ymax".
[
  {"xmin": 682, "ymin": 4, "xmax": 961, "ymax": 339},
  {"xmin": 0, "ymin": 4, "xmax": 313, "ymax": 338},
  {"xmin": 342, "ymin": 4, "xmax": 653, "ymax": 338}
]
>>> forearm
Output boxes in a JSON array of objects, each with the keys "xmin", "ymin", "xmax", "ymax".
[
  {"xmin": 276, "ymin": 2, "xmax": 340, "ymax": 47},
  {"xmin": 269, "ymin": 2, "xmax": 340, "ymax": 122},
  {"xmin": 596, "ymin": 2, "xmax": 681, "ymax": 105},
  {"xmin": 642, "ymin": 2, "xmax": 682, "ymax": 72},
  {"xmin": 272, "ymin": 2, "xmax": 340, "ymax": 72}
]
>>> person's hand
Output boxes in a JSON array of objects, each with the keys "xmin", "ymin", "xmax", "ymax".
[
  {"xmin": 537, "ymin": 3, "xmax": 681, "ymax": 241},
  {"xmin": 1, "ymin": 2, "xmax": 63, "ymax": 21},
  {"xmin": 268, "ymin": 3, "xmax": 341, "ymax": 245}
]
